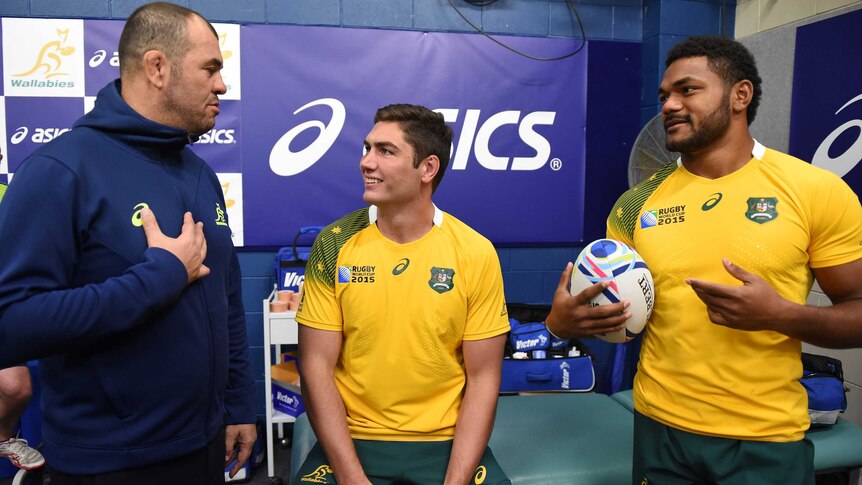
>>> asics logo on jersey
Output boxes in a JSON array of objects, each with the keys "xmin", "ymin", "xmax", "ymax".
[
  {"xmin": 269, "ymin": 98, "xmax": 346, "ymax": 176},
  {"xmin": 392, "ymin": 258, "xmax": 410, "ymax": 275},
  {"xmin": 300, "ymin": 464, "xmax": 334, "ymax": 483},
  {"xmin": 702, "ymin": 193, "xmax": 722, "ymax": 211},
  {"xmin": 473, "ymin": 465, "xmax": 487, "ymax": 484},
  {"xmin": 131, "ymin": 202, "xmax": 149, "ymax": 227}
]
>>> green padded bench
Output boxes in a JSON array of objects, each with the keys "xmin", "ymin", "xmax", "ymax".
[
  {"xmin": 290, "ymin": 393, "xmax": 634, "ymax": 484},
  {"xmin": 611, "ymin": 389, "xmax": 862, "ymax": 483}
]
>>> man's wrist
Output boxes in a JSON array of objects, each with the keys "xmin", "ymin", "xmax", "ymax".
[{"xmin": 545, "ymin": 315, "xmax": 564, "ymax": 340}]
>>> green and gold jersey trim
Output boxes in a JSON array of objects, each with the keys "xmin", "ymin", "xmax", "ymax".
[
  {"xmin": 306, "ymin": 208, "xmax": 371, "ymax": 289},
  {"xmin": 609, "ymin": 161, "xmax": 678, "ymax": 242}
]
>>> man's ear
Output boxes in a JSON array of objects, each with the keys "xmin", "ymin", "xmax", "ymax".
[
  {"xmin": 141, "ymin": 50, "xmax": 169, "ymax": 88},
  {"xmin": 731, "ymin": 80, "xmax": 753, "ymax": 116},
  {"xmin": 420, "ymin": 155, "xmax": 440, "ymax": 185}
]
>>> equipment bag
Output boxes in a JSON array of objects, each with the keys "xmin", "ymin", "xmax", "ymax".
[
  {"xmin": 274, "ymin": 226, "xmax": 323, "ymax": 292},
  {"xmin": 800, "ymin": 352, "xmax": 847, "ymax": 426},
  {"xmin": 501, "ymin": 303, "xmax": 595, "ymax": 393}
]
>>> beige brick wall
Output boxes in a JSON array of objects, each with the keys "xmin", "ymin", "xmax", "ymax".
[{"xmin": 735, "ymin": 0, "xmax": 861, "ymax": 37}]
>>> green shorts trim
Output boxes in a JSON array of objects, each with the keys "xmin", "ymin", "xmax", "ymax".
[
  {"xmin": 633, "ymin": 411, "xmax": 814, "ymax": 485},
  {"xmin": 294, "ymin": 439, "xmax": 511, "ymax": 485}
]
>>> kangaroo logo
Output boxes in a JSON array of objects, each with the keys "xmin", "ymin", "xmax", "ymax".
[
  {"xmin": 300, "ymin": 465, "xmax": 334, "ymax": 483},
  {"xmin": 220, "ymin": 182, "xmax": 236, "ymax": 209},
  {"xmin": 215, "ymin": 203, "xmax": 228, "ymax": 226},
  {"xmin": 15, "ymin": 28, "xmax": 76, "ymax": 79},
  {"xmin": 218, "ymin": 32, "xmax": 233, "ymax": 61}
]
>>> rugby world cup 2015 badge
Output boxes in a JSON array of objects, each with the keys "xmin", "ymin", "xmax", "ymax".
[
  {"xmin": 745, "ymin": 197, "xmax": 778, "ymax": 224},
  {"xmin": 429, "ymin": 267, "xmax": 455, "ymax": 294}
]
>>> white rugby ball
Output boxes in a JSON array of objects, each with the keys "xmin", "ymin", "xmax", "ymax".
[{"xmin": 571, "ymin": 239, "xmax": 654, "ymax": 343}]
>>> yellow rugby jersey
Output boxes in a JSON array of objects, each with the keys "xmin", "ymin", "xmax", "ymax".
[
  {"xmin": 608, "ymin": 142, "xmax": 862, "ymax": 441},
  {"xmin": 296, "ymin": 205, "xmax": 510, "ymax": 441}
]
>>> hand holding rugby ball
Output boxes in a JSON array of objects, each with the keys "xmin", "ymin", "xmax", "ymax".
[{"xmin": 570, "ymin": 239, "xmax": 654, "ymax": 343}]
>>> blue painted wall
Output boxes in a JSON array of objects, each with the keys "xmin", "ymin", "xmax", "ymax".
[
  {"xmin": 641, "ymin": 0, "xmax": 736, "ymax": 127},
  {"xmin": 1, "ymin": 0, "xmax": 733, "ymax": 418}
]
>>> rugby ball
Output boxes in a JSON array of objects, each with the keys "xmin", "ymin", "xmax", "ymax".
[{"xmin": 571, "ymin": 239, "xmax": 654, "ymax": 343}]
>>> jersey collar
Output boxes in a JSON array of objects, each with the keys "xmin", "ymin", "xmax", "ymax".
[
  {"xmin": 368, "ymin": 204, "xmax": 444, "ymax": 227},
  {"xmin": 676, "ymin": 139, "xmax": 766, "ymax": 166}
]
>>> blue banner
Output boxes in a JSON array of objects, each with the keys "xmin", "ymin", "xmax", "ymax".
[
  {"xmin": 241, "ymin": 25, "xmax": 587, "ymax": 247},
  {"xmin": 2, "ymin": 19, "xmax": 591, "ymax": 246},
  {"xmin": 790, "ymin": 8, "xmax": 862, "ymax": 195}
]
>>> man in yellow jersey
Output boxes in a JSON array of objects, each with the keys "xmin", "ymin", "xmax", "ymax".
[
  {"xmin": 546, "ymin": 36, "xmax": 862, "ymax": 483},
  {"xmin": 295, "ymin": 104, "xmax": 512, "ymax": 485}
]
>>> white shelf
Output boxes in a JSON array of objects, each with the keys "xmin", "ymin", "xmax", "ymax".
[
  {"xmin": 272, "ymin": 408, "xmax": 297, "ymax": 424},
  {"xmin": 263, "ymin": 287, "xmax": 299, "ymax": 482},
  {"xmin": 270, "ymin": 313, "xmax": 298, "ymax": 344},
  {"xmin": 270, "ymin": 310, "xmax": 297, "ymax": 320}
]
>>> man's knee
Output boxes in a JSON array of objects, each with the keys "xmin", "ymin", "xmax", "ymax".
[{"xmin": 0, "ymin": 367, "xmax": 33, "ymax": 404}]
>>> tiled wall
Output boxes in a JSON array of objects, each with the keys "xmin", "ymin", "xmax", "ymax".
[
  {"xmin": 640, "ymin": 0, "xmax": 735, "ymax": 127},
  {"xmin": 0, "ymin": 0, "xmax": 641, "ymax": 40}
]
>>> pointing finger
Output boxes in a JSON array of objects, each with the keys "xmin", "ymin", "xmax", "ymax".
[{"xmin": 723, "ymin": 258, "xmax": 754, "ymax": 284}]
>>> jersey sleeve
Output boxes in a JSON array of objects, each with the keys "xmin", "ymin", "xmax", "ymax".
[
  {"xmin": 606, "ymin": 162, "xmax": 678, "ymax": 246},
  {"xmin": 808, "ymin": 172, "xmax": 862, "ymax": 268},
  {"xmin": 463, "ymin": 240, "xmax": 510, "ymax": 341},
  {"xmin": 295, "ymin": 230, "xmax": 343, "ymax": 332},
  {"xmin": 607, "ymin": 189, "xmax": 639, "ymax": 247}
]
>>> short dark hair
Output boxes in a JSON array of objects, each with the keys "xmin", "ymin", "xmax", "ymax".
[
  {"xmin": 374, "ymin": 104, "xmax": 453, "ymax": 193},
  {"xmin": 118, "ymin": 2, "xmax": 216, "ymax": 77},
  {"xmin": 665, "ymin": 35, "xmax": 762, "ymax": 125}
]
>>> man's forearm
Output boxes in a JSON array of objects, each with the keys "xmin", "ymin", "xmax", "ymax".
[
  {"xmin": 301, "ymin": 371, "xmax": 368, "ymax": 483},
  {"xmin": 444, "ymin": 379, "xmax": 499, "ymax": 485},
  {"xmin": 776, "ymin": 299, "xmax": 862, "ymax": 348}
]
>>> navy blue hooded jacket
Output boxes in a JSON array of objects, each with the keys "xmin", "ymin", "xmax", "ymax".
[{"xmin": 0, "ymin": 80, "xmax": 256, "ymax": 473}]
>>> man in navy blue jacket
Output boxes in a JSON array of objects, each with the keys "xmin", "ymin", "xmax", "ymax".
[{"xmin": 0, "ymin": 2, "xmax": 256, "ymax": 482}]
